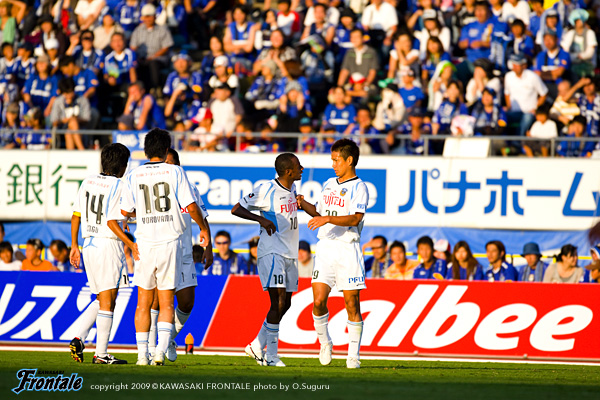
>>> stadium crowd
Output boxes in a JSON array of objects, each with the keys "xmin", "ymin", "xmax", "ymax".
[
  {"xmin": 0, "ymin": 0, "xmax": 599, "ymax": 155},
  {"xmin": 1, "ymin": 222, "xmax": 598, "ymax": 283}
]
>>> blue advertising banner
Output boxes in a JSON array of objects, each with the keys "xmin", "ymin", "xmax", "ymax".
[{"xmin": 0, "ymin": 272, "xmax": 227, "ymax": 346}]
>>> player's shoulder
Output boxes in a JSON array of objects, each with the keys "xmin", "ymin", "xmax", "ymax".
[{"xmin": 323, "ymin": 177, "xmax": 338, "ymax": 188}]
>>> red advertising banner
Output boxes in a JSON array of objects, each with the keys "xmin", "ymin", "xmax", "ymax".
[{"xmin": 203, "ymin": 277, "xmax": 600, "ymax": 362}]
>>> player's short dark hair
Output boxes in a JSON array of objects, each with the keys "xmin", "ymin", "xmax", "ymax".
[
  {"xmin": 486, "ymin": 240, "xmax": 506, "ymax": 260},
  {"xmin": 417, "ymin": 236, "xmax": 434, "ymax": 249},
  {"xmin": 101, "ymin": 143, "xmax": 130, "ymax": 176},
  {"xmin": 389, "ymin": 240, "xmax": 405, "ymax": 253},
  {"xmin": 331, "ymin": 138, "xmax": 360, "ymax": 167},
  {"xmin": 215, "ymin": 230, "xmax": 231, "ymax": 241},
  {"xmin": 0, "ymin": 241, "xmax": 13, "ymax": 254},
  {"xmin": 59, "ymin": 55, "xmax": 75, "ymax": 68},
  {"xmin": 373, "ymin": 235, "xmax": 388, "ymax": 247},
  {"xmin": 275, "ymin": 153, "xmax": 297, "ymax": 176},
  {"xmin": 167, "ymin": 148, "xmax": 180, "ymax": 166},
  {"xmin": 144, "ymin": 128, "xmax": 172, "ymax": 160},
  {"xmin": 58, "ymin": 78, "xmax": 75, "ymax": 94},
  {"xmin": 27, "ymin": 238, "xmax": 44, "ymax": 251},
  {"xmin": 192, "ymin": 244, "xmax": 204, "ymax": 263},
  {"xmin": 50, "ymin": 239, "xmax": 68, "ymax": 253}
]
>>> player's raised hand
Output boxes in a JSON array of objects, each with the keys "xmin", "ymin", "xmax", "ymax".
[
  {"xmin": 296, "ymin": 194, "xmax": 304, "ymax": 208},
  {"xmin": 70, "ymin": 246, "xmax": 81, "ymax": 269},
  {"xmin": 308, "ymin": 216, "xmax": 329, "ymax": 231},
  {"xmin": 202, "ymin": 246, "xmax": 214, "ymax": 270},
  {"xmin": 260, "ymin": 218, "xmax": 276, "ymax": 236}
]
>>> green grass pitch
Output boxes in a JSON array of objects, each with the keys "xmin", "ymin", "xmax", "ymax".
[{"xmin": 1, "ymin": 351, "xmax": 599, "ymax": 399}]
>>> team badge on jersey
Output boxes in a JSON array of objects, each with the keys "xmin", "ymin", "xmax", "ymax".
[{"xmin": 340, "ymin": 188, "xmax": 347, "ymax": 197}]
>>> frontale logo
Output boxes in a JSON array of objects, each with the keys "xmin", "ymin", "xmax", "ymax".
[{"xmin": 12, "ymin": 369, "xmax": 83, "ymax": 394}]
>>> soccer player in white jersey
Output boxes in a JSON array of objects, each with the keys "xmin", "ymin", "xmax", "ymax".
[
  {"xmin": 231, "ymin": 153, "xmax": 304, "ymax": 367},
  {"xmin": 297, "ymin": 139, "xmax": 369, "ymax": 369},
  {"xmin": 146, "ymin": 148, "xmax": 213, "ymax": 362},
  {"xmin": 117, "ymin": 128, "xmax": 211, "ymax": 366},
  {"xmin": 69, "ymin": 143, "xmax": 140, "ymax": 364}
]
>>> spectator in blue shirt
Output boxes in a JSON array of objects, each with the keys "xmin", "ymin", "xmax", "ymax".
[
  {"xmin": 471, "ymin": 87, "xmax": 507, "ymax": 136},
  {"xmin": 163, "ymin": 52, "xmax": 202, "ymax": 101},
  {"xmin": 223, "ymin": 5, "xmax": 258, "ymax": 73},
  {"xmin": 534, "ymin": 29, "xmax": 570, "ymax": 100},
  {"xmin": 200, "ymin": 36, "xmax": 227, "ymax": 88},
  {"xmin": 413, "ymin": 236, "xmax": 448, "ymax": 280},
  {"xmin": 346, "ymin": 106, "xmax": 383, "ymax": 154},
  {"xmin": 16, "ymin": 107, "xmax": 51, "ymax": 150},
  {"xmin": 565, "ymin": 77, "xmax": 600, "ymax": 141},
  {"xmin": 117, "ymin": 81, "xmax": 166, "ymax": 131},
  {"xmin": 114, "ymin": 0, "xmax": 141, "ymax": 39},
  {"xmin": 244, "ymin": 58, "xmax": 282, "ymax": 121},
  {"xmin": 557, "ymin": 115, "xmax": 595, "ymax": 157},
  {"xmin": 322, "ymin": 86, "xmax": 356, "ymax": 134},
  {"xmin": 103, "ymin": 32, "xmax": 137, "ymax": 88},
  {"xmin": 399, "ymin": 69, "xmax": 424, "ymax": 111},
  {"xmin": 1, "ymin": 102, "xmax": 20, "ymax": 149},
  {"xmin": 363, "ymin": 235, "xmax": 390, "ymax": 278},
  {"xmin": 59, "ymin": 56, "xmax": 99, "ymax": 107},
  {"xmin": 508, "ymin": 19, "xmax": 535, "ymax": 60},
  {"xmin": 529, "ymin": 0, "xmax": 544, "ymax": 38},
  {"xmin": 22, "ymin": 55, "xmax": 59, "ymax": 122},
  {"xmin": 432, "ymin": 80, "xmax": 468, "ymax": 135},
  {"xmin": 446, "ymin": 240, "xmax": 484, "ymax": 281},
  {"xmin": 206, "ymin": 230, "xmax": 247, "ymax": 275},
  {"xmin": 16, "ymin": 42, "xmax": 35, "ymax": 88},
  {"xmin": 485, "ymin": 240, "xmax": 519, "ymax": 282},
  {"xmin": 518, "ymin": 242, "xmax": 548, "ymax": 282},
  {"xmin": 68, "ymin": 30, "xmax": 105, "ymax": 76},
  {"xmin": 333, "ymin": 7, "xmax": 360, "ymax": 66}
]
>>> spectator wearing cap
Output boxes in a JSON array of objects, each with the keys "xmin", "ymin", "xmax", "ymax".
[
  {"xmin": 432, "ymin": 80, "xmax": 468, "ymax": 136},
  {"xmin": 74, "ymin": 0, "xmax": 106, "ymax": 31},
  {"xmin": 415, "ymin": 9, "xmax": 451, "ymax": 59},
  {"xmin": 447, "ymin": 240, "xmax": 484, "ymax": 281},
  {"xmin": 37, "ymin": 14, "xmax": 68, "ymax": 57},
  {"xmin": 208, "ymin": 81, "xmax": 244, "ymax": 149},
  {"xmin": 413, "ymin": 236, "xmax": 448, "ymax": 280},
  {"xmin": 552, "ymin": 0, "xmax": 585, "ymax": 30},
  {"xmin": 345, "ymin": 72, "xmax": 369, "ymax": 108},
  {"xmin": 322, "ymin": 86, "xmax": 356, "ymax": 134},
  {"xmin": 564, "ymin": 77, "xmax": 600, "ymax": 143},
  {"xmin": 0, "ymin": 0, "xmax": 25, "ymax": 44},
  {"xmin": 245, "ymin": 58, "xmax": 281, "ymax": 121},
  {"xmin": 23, "ymin": 54, "xmax": 59, "ymax": 121},
  {"xmin": 207, "ymin": 55, "xmax": 239, "ymax": 98},
  {"xmin": 16, "ymin": 42, "xmax": 35, "ymax": 87},
  {"xmin": 562, "ymin": 9, "xmax": 597, "ymax": 79},
  {"xmin": 93, "ymin": 13, "xmax": 125, "ymax": 52},
  {"xmin": 485, "ymin": 240, "xmax": 518, "ymax": 282},
  {"xmin": 543, "ymin": 244, "xmax": 584, "ymax": 283},
  {"xmin": 465, "ymin": 58, "xmax": 502, "ymax": 107},
  {"xmin": 1, "ymin": 102, "xmax": 19, "ymax": 148},
  {"xmin": 583, "ymin": 244, "xmax": 600, "ymax": 283},
  {"xmin": 363, "ymin": 235, "xmax": 390, "ymax": 278},
  {"xmin": 276, "ymin": 0, "xmax": 301, "ymax": 39},
  {"xmin": 501, "ymin": 0, "xmax": 530, "ymax": 27},
  {"xmin": 118, "ymin": 80, "xmax": 166, "ymax": 131},
  {"xmin": 471, "ymin": 87, "xmax": 507, "ymax": 136},
  {"xmin": 16, "ymin": 107, "xmax": 51, "ymax": 149},
  {"xmin": 50, "ymin": 78, "xmax": 91, "ymax": 150},
  {"xmin": 333, "ymin": 7, "xmax": 360, "ymax": 66},
  {"xmin": 457, "ymin": 1, "xmax": 506, "ymax": 83},
  {"xmin": 21, "ymin": 238, "xmax": 59, "ymax": 271},
  {"xmin": 504, "ymin": 53, "xmax": 548, "ymax": 137},
  {"xmin": 535, "ymin": 9, "xmax": 562, "ymax": 51},
  {"xmin": 274, "ymin": 79, "xmax": 310, "ymax": 151},
  {"xmin": 163, "ymin": 52, "xmax": 202, "ymax": 102},
  {"xmin": 534, "ymin": 29, "xmax": 570, "ymax": 100},
  {"xmin": 130, "ymin": 3, "xmax": 174, "ymax": 91},
  {"xmin": 0, "ymin": 241, "xmax": 21, "ymax": 271},
  {"xmin": 388, "ymin": 33, "xmax": 420, "ymax": 87},
  {"xmin": 518, "ymin": 242, "xmax": 548, "ymax": 282},
  {"xmin": 374, "ymin": 80, "xmax": 405, "ymax": 134},
  {"xmin": 337, "ymin": 28, "xmax": 378, "ymax": 87},
  {"xmin": 67, "ymin": 30, "xmax": 106, "ymax": 76},
  {"xmin": 44, "ymin": 38, "xmax": 61, "ymax": 74},
  {"xmin": 223, "ymin": 5, "xmax": 258, "ymax": 72},
  {"xmin": 361, "ymin": 0, "xmax": 398, "ymax": 64},
  {"xmin": 298, "ymin": 240, "xmax": 313, "ymax": 278}
]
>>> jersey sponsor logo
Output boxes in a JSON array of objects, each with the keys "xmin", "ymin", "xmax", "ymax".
[
  {"xmin": 280, "ymin": 201, "xmax": 298, "ymax": 214},
  {"xmin": 323, "ymin": 193, "xmax": 345, "ymax": 208},
  {"xmin": 348, "ymin": 276, "xmax": 364, "ymax": 284}
]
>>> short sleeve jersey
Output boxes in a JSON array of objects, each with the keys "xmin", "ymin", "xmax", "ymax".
[
  {"xmin": 316, "ymin": 176, "xmax": 368, "ymax": 243},
  {"xmin": 120, "ymin": 162, "xmax": 196, "ymax": 245},
  {"xmin": 240, "ymin": 179, "xmax": 299, "ymax": 260},
  {"xmin": 72, "ymin": 174, "xmax": 126, "ymax": 239}
]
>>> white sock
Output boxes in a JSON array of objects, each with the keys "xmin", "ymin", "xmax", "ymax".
[
  {"xmin": 347, "ymin": 320, "xmax": 364, "ymax": 360},
  {"xmin": 251, "ymin": 319, "xmax": 268, "ymax": 350},
  {"xmin": 313, "ymin": 313, "xmax": 332, "ymax": 345},
  {"xmin": 171, "ymin": 307, "xmax": 190, "ymax": 340},
  {"xmin": 136, "ymin": 332, "xmax": 149, "ymax": 359},
  {"xmin": 95, "ymin": 311, "xmax": 113, "ymax": 358},
  {"xmin": 157, "ymin": 322, "xmax": 174, "ymax": 354},
  {"xmin": 148, "ymin": 309, "xmax": 159, "ymax": 355},
  {"xmin": 265, "ymin": 323, "xmax": 279, "ymax": 357},
  {"xmin": 77, "ymin": 299, "xmax": 99, "ymax": 341}
]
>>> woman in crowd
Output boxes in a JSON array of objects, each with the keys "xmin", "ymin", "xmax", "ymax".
[
  {"xmin": 543, "ymin": 244, "xmax": 585, "ymax": 283},
  {"xmin": 447, "ymin": 241, "xmax": 484, "ymax": 281}
]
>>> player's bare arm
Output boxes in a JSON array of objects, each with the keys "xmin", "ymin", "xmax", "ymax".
[
  {"xmin": 188, "ymin": 202, "xmax": 212, "ymax": 253},
  {"xmin": 200, "ymin": 216, "xmax": 213, "ymax": 270},
  {"xmin": 70, "ymin": 213, "xmax": 81, "ymax": 268},
  {"xmin": 308, "ymin": 212, "xmax": 364, "ymax": 231},
  {"xmin": 107, "ymin": 220, "xmax": 140, "ymax": 261},
  {"xmin": 231, "ymin": 203, "xmax": 276, "ymax": 236},
  {"xmin": 296, "ymin": 195, "xmax": 320, "ymax": 217}
]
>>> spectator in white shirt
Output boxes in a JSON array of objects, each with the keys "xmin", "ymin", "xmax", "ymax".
[
  {"xmin": 361, "ymin": 0, "xmax": 398, "ymax": 65},
  {"xmin": 524, "ymin": 104, "xmax": 557, "ymax": 157},
  {"xmin": 504, "ymin": 53, "xmax": 548, "ymax": 136},
  {"xmin": 0, "ymin": 241, "xmax": 22, "ymax": 271},
  {"xmin": 501, "ymin": 0, "xmax": 530, "ymax": 27}
]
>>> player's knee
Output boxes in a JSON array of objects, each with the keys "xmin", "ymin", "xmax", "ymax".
[
  {"xmin": 177, "ymin": 299, "xmax": 194, "ymax": 314},
  {"xmin": 313, "ymin": 297, "xmax": 328, "ymax": 312}
]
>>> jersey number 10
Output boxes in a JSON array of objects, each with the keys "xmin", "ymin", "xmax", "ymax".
[{"xmin": 139, "ymin": 182, "xmax": 172, "ymax": 214}]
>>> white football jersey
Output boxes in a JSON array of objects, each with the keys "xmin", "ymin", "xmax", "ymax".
[
  {"xmin": 316, "ymin": 176, "xmax": 369, "ymax": 243},
  {"xmin": 240, "ymin": 179, "xmax": 299, "ymax": 259},
  {"xmin": 73, "ymin": 174, "xmax": 126, "ymax": 239},
  {"xmin": 181, "ymin": 185, "xmax": 209, "ymax": 259},
  {"xmin": 120, "ymin": 162, "xmax": 196, "ymax": 245}
]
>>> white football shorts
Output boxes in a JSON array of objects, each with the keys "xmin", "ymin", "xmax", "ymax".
[
  {"xmin": 134, "ymin": 239, "xmax": 182, "ymax": 291},
  {"xmin": 175, "ymin": 253, "xmax": 198, "ymax": 292},
  {"xmin": 257, "ymin": 253, "xmax": 299, "ymax": 292},
  {"xmin": 312, "ymin": 239, "xmax": 366, "ymax": 291},
  {"xmin": 82, "ymin": 237, "xmax": 129, "ymax": 294}
]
